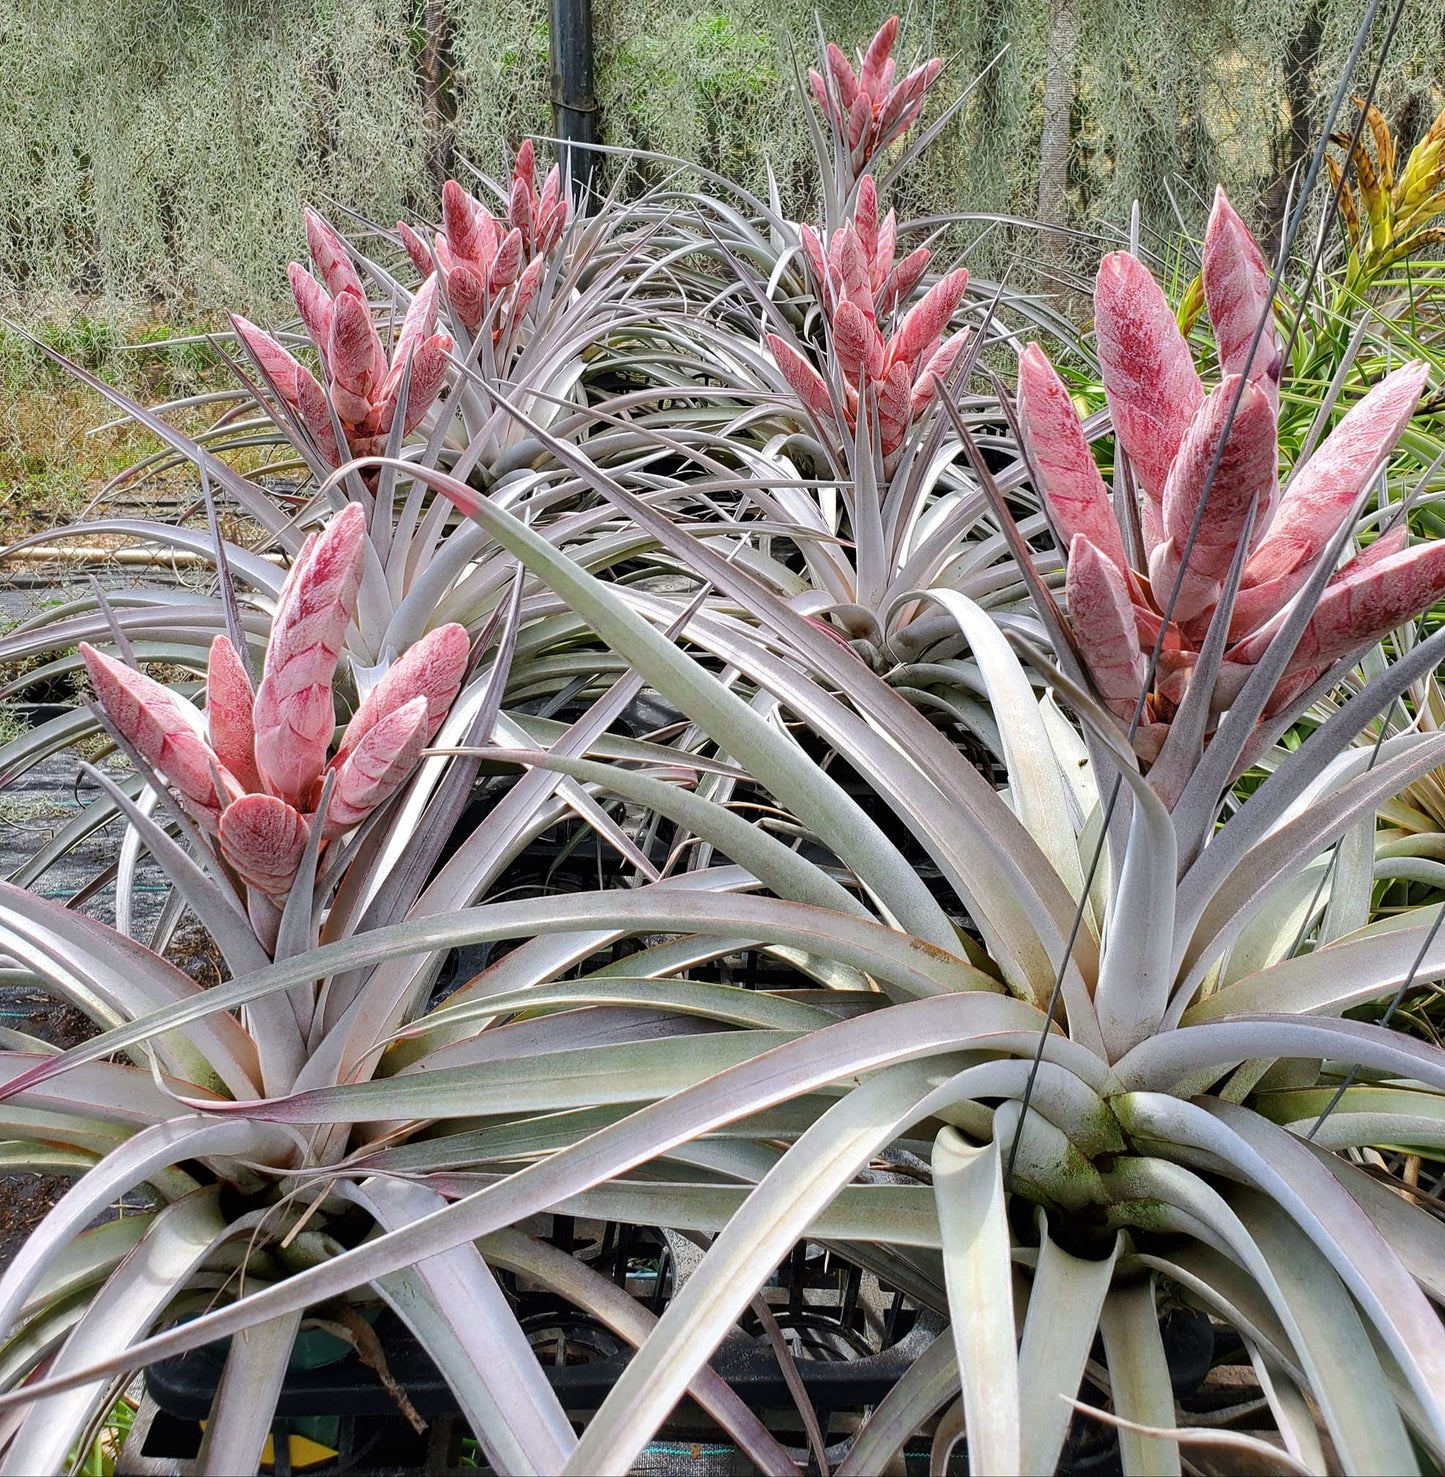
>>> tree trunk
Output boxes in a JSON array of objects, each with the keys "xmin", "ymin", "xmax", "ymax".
[
  {"xmin": 1263, "ymin": 2, "xmax": 1325, "ymax": 259},
  {"xmin": 417, "ymin": 0, "xmax": 458, "ymax": 196},
  {"xmin": 1038, "ymin": 0, "xmax": 1079, "ymax": 259}
]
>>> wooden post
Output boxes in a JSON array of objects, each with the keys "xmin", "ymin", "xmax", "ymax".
[{"xmin": 550, "ymin": 0, "xmax": 598, "ymax": 207}]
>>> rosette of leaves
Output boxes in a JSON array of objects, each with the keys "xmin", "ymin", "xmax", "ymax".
[{"xmin": 10, "ymin": 416, "xmax": 1445, "ymax": 1470}]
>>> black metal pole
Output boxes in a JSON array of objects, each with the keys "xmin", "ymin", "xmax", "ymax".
[{"xmin": 549, "ymin": 0, "xmax": 598, "ymax": 207}]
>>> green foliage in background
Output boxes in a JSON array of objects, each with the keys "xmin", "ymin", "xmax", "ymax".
[{"xmin": 4, "ymin": 0, "xmax": 1445, "ymax": 312}]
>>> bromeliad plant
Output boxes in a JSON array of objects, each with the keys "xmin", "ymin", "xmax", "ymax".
[
  {"xmin": 11, "ymin": 425, "xmax": 1445, "ymax": 1472},
  {"xmin": 1328, "ymin": 99, "xmax": 1445, "ymax": 295},
  {"xmin": 8, "ymin": 13, "xmax": 1445, "ymax": 1476}
]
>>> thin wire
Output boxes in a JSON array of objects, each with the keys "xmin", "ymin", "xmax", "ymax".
[
  {"xmin": 1005, "ymin": 0, "xmax": 1401, "ymax": 1185},
  {"xmin": 1309, "ymin": 903, "xmax": 1445, "ymax": 1138}
]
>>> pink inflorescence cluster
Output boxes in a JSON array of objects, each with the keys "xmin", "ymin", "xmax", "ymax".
[
  {"xmin": 399, "ymin": 141, "xmax": 567, "ymax": 338},
  {"xmin": 233, "ymin": 213, "xmax": 453, "ymax": 468},
  {"xmin": 769, "ymin": 174, "xmax": 969, "ymax": 462},
  {"xmin": 81, "ymin": 506, "xmax": 469, "ymax": 899},
  {"xmin": 1017, "ymin": 186, "xmax": 1445, "ymax": 762},
  {"xmin": 808, "ymin": 16, "xmax": 941, "ymax": 170}
]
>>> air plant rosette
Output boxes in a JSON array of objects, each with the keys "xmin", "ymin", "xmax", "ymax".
[{"xmin": 7, "ymin": 13, "xmax": 1445, "ymax": 1477}]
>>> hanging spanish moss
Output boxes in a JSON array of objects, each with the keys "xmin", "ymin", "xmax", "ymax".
[{"xmin": 2, "ymin": 0, "xmax": 1442, "ymax": 311}]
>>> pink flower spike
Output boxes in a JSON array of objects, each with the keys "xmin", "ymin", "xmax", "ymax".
[
  {"xmin": 808, "ymin": 68, "xmax": 832, "ymax": 117},
  {"xmin": 294, "ymin": 366, "xmax": 342, "ymax": 463},
  {"xmin": 1232, "ymin": 536, "xmax": 1445, "ymax": 677},
  {"xmin": 231, "ymin": 316, "xmax": 301, "ymax": 405},
  {"xmin": 511, "ymin": 257, "xmax": 546, "ymax": 325},
  {"xmin": 398, "ymin": 221, "xmax": 436, "ymax": 279},
  {"xmin": 855, "ymin": 177, "xmax": 879, "ymax": 267},
  {"xmin": 880, "ymin": 246, "xmax": 930, "ymax": 317},
  {"xmin": 878, "ymin": 359, "xmax": 913, "ymax": 455},
  {"xmin": 326, "ymin": 291, "xmax": 387, "ymax": 414},
  {"xmin": 1094, "ymin": 251, "xmax": 1205, "ymax": 549},
  {"xmin": 252, "ymin": 504, "xmax": 366, "ymax": 808},
  {"xmin": 1016, "ymin": 344, "xmax": 1130, "ymax": 577},
  {"xmin": 833, "ymin": 299, "xmax": 884, "ymax": 383},
  {"xmin": 376, "ymin": 310, "xmax": 452, "ymax": 438},
  {"xmin": 1228, "ymin": 524, "xmax": 1413, "ymax": 643},
  {"xmin": 390, "ymin": 276, "xmax": 441, "ymax": 379},
  {"xmin": 1065, "ymin": 536, "xmax": 1149, "ymax": 725},
  {"xmin": 398, "ymin": 336, "xmax": 453, "ymax": 435},
  {"xmin": 80, "ymin": 643, "xmax": 236, "ymax": 826},
  {"xmin": 873, "ymin": 210, "xmax": 897, "ymax": 294},
  {"xmin": 908, "ymin": 332, "xmax": 968, "ymax": 418},
  {"xmin": 288, "ymin": 263, "xmax": 334, "ymax": 354},
  {"xmin": 444, "ymin": 263, "xmax": 486, "ymax": 332},
  {"xmin": 1150, "ymin": 375, "xmax": 1277, "ymax": 626},
  {"xmin": 513, "ymin": 138, "xmax": 536, "ymax": 196},
  {"xmin": 769, "ymin": 335, "xmax": 834, "ymax": 419},
  {"xmin": 219, "ymin": 793, "xmax": 310, "ymax": 898},
  {"xmin": 538, "ymin": 161, "xmax": 562, "ymax": 213},
  {"xmin": 1203, "ymin": 187, "xmax": 1280, "ymax": 404},
  {"xmin": 508, "ymin": 178, "xmax": 534, "ymax": 254},
  {"xmin": 833, "ymin": 228, "xmax": 873, "ymax": 315},
  {"xmin": 322, "ymin": 694, "xmax": 429, "ymax": 839},
  {"xmin": 1340, "ymin": 524, "xmax": 1410, "ymax": 574},
  {"xmin": 800, "ymin": 227, "xmax": 829, "ymax": 297},
  {"xmin": 206, "ymin": 635, "xmax": 261, "ymax": 794},
  {"xmin": 859, "ymin": 17, "xmax": 899, "ymax": 96},
  {"xmin": 305, "ymin": 208, "xmax": 366, "ymax": 303},
  {"xmin": 847, "ymin": 93, "xmax": 871, "ymax": 151},
  {"xmin": 876, "ymin": 60, "xmax": 939, "ymax": 138},
  {"xmin": 824, "ymin": 44, "xmax": 859, "ymax": 111},
  {"xmin": 489, "ymin": 227, "xmax": 524, "ymax": 293},
  {"xmin": 441, "ymin": 180, "xmax": 496, "ymax": 272},
  {"xmin": 888, "ymin": 268, "xmax": 968, "ymax": 374},
  {"xmin": 534, "ymin": 198, "xmax": 566, "ymax": 258}
]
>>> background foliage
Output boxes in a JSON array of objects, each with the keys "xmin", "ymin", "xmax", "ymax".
[{"xmin": 5, "ymin": 0, "xmax": 1445, "ymax": 312}]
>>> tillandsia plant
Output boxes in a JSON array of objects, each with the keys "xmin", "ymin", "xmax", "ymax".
[
  {"xmin": 10, "ymin": 12, "xmax": 1445, "ymax": 1477},
  {"xmin": 727, "ymin": 35, "xmax": 1054, "ymax": 666},
  {"xmin": 14, "ymin": 424, "xmax": 1445, "ymax": 1472},
  {"xmin": 1014, "ymin": 185, "xmax": 1445, "ymax": 810}
]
